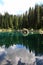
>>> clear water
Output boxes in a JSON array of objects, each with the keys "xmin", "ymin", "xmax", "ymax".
[{"xmin": 0, "ymin": 32, "xmax": 43, "ymax": 65}]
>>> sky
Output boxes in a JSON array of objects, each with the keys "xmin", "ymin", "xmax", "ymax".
[{"xmin": 0, "ymin": 0, "xmax": 43, "ymax": 15}]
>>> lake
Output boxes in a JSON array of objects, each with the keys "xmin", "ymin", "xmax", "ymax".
[{"xmin": 0, "ymin": 32, "xmax": 43, "ymax": 65}]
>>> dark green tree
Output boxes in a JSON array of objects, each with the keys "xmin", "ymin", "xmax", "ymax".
[
  {"xmin": 22, "ymin": 11, "xmax": 28, "ymax": 28},
  {"xmin": 13, "ymin": 15, "xmax": 18, "ymax": 29}
]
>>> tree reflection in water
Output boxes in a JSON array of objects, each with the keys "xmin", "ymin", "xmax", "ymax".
[
  {"xmin": 17, "ymin": 58, "xmax": 25, "ymax": 65},
  {"xmin": 0, "ymin": 33, "xmax": 43, "ymax": 65},
  {"xmin": 0, "ymin": 33, "xmax": 43, "ymax": 55}
]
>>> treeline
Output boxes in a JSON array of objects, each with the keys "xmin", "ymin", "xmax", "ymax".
[{"xmin": 0, "ymin": 4, "xmax": 43, "ymax": 29}]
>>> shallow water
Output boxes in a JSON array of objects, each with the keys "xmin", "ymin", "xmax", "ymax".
[{"xmin": 0, "ymin": 32, "xmax": 43, "ymax": 65}]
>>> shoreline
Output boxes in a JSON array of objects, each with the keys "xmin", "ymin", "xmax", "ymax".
[
  {"xmin": 0, "ymin": 29, "xmax": 14, "ymax": 32},
  {"xmin": 0, "ymin": 29, "xmax": 43, "ymax": 34}
]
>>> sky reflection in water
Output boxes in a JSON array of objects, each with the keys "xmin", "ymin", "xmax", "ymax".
[{"xmin": 0, "ymin": 44, "xmax": 43, "ymax": 65}]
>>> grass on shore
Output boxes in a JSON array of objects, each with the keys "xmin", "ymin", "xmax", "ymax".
[
  {"xmin": 0, "ymin": 29, "xmax": 14, "ymax": 32},
  {"xmin": 0, "ymin": 28, "xmax": 43, "ymax": 34}
]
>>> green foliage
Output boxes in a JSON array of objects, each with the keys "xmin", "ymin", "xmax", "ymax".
[
  {"xmin": 18, "ymin": 15, "xmax": 23, "ymax": 29},
  {"xmin": 0, "ymin": 4, "xmax": 43, "ymax": 29},
  {"xmin": 13, "ymin": 15, "xmax": 18, "ymax": 29},
  {"xmin": 22, "ymin": 11, "xmax": 28, "ymax": 28}
]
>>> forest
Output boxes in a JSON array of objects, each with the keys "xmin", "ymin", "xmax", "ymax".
[{"xmin": 0, "ymin": 4, "xmax": 43, "ymax": 30}]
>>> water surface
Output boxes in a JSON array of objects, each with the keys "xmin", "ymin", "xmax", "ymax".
[{"xmin": 0, "ymin": 32, "xmax": 43, "ymax": 65}]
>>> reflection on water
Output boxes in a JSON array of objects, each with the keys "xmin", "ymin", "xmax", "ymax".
[
  {"xmin": 0, "ymin": 44, "xmax": 43, "ymax": 65},
  {"xmin": 0, "ymin": 45, "xmax": 36, "ymax": 65},
  {"xmin": 0, "ymin": 32, "xmax": 43, "ymax": 65},
  {"xmin": 0, "ymin": 45, "xmax": 43, "ymax": 65}
]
